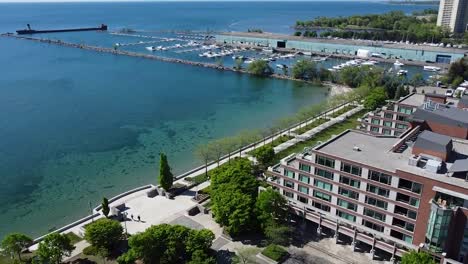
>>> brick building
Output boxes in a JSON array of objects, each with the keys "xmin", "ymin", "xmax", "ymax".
[{"xmin": 267, "ymin": 103, "xmax": 468, "ymax": 263}]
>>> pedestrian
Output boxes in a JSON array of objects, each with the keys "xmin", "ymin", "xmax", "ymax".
[{"xmin": 137, "ymin": 215, "xmax": 141, "ymax": 222}]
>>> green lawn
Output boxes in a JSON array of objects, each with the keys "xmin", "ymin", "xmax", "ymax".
[
  {"xmin": 65, "ymin": 232, "xmax": 84, "ymax": 245},
  {"xmin": 273, "ymin": 110, "xmax": 365, "ymax": 164}
]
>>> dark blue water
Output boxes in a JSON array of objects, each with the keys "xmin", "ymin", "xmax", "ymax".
[{"xmin": 0, "ymin": 1, "xmax": 435, "ymax": 239}]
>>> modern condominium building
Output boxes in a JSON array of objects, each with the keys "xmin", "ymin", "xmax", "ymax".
[
  {"xmin": 267, "ymin": 101, "xmax": 468, "ymax": 263},
  {"xmin": 437, "ymin": 0, "xmax": 468, "ymax": 33}
]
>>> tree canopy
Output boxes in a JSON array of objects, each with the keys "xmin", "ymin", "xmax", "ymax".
[
  {"xmin": 363, "ymin": 87, "xmax": 388, "ymax": 110},
  {"xmin": 401, "ymin": 250, "xmax": 436, "ymax": 264},
  {"xmin": 253, "ymin": 145, "xmax": 276, "ymax": 168},
  {"xmin": 291, "ymin": 60, "xmax": 318, "ymax": 80},
  {"xmin": 0, "ymin": 233, "xmax": 33, "ymax": 261},
  {"xmin": 247, "ymin": 60, "xmax": 273, "ymax": 76},
  {"xmin": 159, "ymin": 153, "xmax": 174, "ymax": 191},
  {"xmin": 84, "ymin": 218, "xmax": 123, "ymax": 254},
  {"xmin": 101, "ymin": 197, "xmax": 110, "ymax": 218},
  {"xmin": 36, "ymin": 233, "xmax": 75, "ymax": 264},
  {"xmin": 120, "ymin": 224, "xmax": 215, "ymax": 264}
]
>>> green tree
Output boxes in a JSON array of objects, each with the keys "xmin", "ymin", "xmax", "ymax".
[
  {"xmin": 410, "ymin": 73, "xmax": 425, "ymax": 90},
  {"xmin": 84, "ymin": 218, "xmax": 123, "ymax": 254},
  {"xmin": 0, "ymin": 233, "xmax": 33, "ymax": 262},
  {"xmin": 233, "ymin": 247, "xmax": 258, "ymax": 264},
  {"xmin": 36, "ymin": 233, "xmax": 75, "ymax": 264},
  {"xmin": 159, "ymin": 153, "xmax": 174, "ymax": 191},
  {"xmin": 188, "ymin": 250, "xmax": 216, "ymax": 264},
  {"xmin": 255, "ymin": 188, "xmax": 288, "ymax": 229},
  {"xmin": 363, "ymin": 87, "xmax": 388, "ymax": 110},
  {"xmin": 247, "ymin": 60, "xmax": 273, "ymax": 76},
  {"xmin": 234, "ymin": 58, "xmax": 243, "ymax": 70},
  {"xmin": 292, "ymin": 60, "xmax": 317, "ymax": 80},
  {"xmin": 401, "ymin": 250, "xmax": 436, "ymax": 264},
  {"xmin": 253, "ymin": 145, "xmax": 275, "ymax": 168},
  {"xmin": 195, "ymin": 144, "xmax": 214, "ymax": 177},
  {"xmin": 124, "ymin": 224, "xmax": 214, "ymax": 264},
  {"xmin": 264, "ymin": 225, "xmax": 292, "ymax": 246},
  {"xmin": 101, "ymin": 197, "xmax": 110, "ymax": 218}
]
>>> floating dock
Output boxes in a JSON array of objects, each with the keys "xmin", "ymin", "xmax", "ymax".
[{"xmin": 16, "ymin": 24, "xmax": 107, "ymax": 35}]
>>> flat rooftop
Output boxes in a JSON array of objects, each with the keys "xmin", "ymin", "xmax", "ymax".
[
  {"xmin": 398, "ymin": 93, "xmax": 426, "ymax": 107},
  {"xmin": 312, "ymin": 129, "xmax": 468, "ymax": 189},
  {"xmin": 219, "ymin": 32, "xmax": 468, "ymax": 54}
]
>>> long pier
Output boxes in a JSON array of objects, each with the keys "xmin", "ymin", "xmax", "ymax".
[{"xmin": 0, "ymin": 33, "xmax": 312, "ymax": 83}]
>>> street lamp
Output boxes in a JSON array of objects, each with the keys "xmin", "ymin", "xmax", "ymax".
[{"xmin": 122, "ymin": 212, "xmax": 128, "ymax": 237}]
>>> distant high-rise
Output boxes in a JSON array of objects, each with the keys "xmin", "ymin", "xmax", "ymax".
[{"xmin": 437, "ymin": 0, "xmax": 468, "ymax": 33}]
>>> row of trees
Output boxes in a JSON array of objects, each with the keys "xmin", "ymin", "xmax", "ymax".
[
  {"xmin": 294, "ymin": 10, "xmax": 455, "ymax": 44},
  {"xmin": 444, "ymin": 57, "xmax": 468, "ymax": 88},
  {"xmin": 118, "ymin": 224, "xmax": 215, "ymax": 264}
]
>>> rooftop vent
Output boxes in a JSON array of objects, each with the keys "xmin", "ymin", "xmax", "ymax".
[
  {"xmin": 353, "ymin": 146, "xmax": 361, "ymax": 152},
  {"xmin": 422, "ymin": 100, "xmax": 441, "ymax": 112}
]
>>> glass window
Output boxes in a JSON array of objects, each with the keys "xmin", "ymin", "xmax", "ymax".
[
  {"xmin": 396, "ymin": 123, "xmax": 408, "ymax": 130},
  {"xmin": 336, "ymin": 210, "xmax": 356, "ymax": 222},
  {"xmin": 363, "ymin": 219, "xmax": 384, "ymax": 232},
  {"xmin": 393, "ymin": 217, "xmax": 415, "ymax": 232},
  {"xmin": 297, "ymin": 195, "xmax": 308, "ymax": 204},
  {"xmin": 316, "ymin": 155, "xmax": 335, "ymax": 168},
  {"xmin": 364, "ymin": 208, "xmax": 386, "ymax": 222},
  {"xmin": 371, "ymin": 126, "xmax": 379, "ymax": 132},
  {"xmin": 398, "ymin": 106, "xmax": 412, "ymax": 115},
  {"xmin": 371, "ymin": 119, "xmax": 380, "ymax": 125},
  {"xmin": 339, "ymin": 175, "xmax": 360, "ymax": 188},
  {"xmin": 313, "ymin": 190, "xmax": 331, "ymax": 202},
  {"xmin": 284, "ymin": 180, "xmax": 294, "ymax": 189},
  {"xmin": 365, "ymin": 196, "xmax": 388, "ymax": 210},
  {"xmin": 394, "ymin": 205, "xmax": 417, "ymax": 220},
  {"xmin": 397, "ymin": 115, "xmax": 407, "ymax": 121},
  {"xmin": 367, "ymin": 184, "xmax": 390, "ymax": 198},
  {"xmin": 299, "ymin": 174, "xmax": 310, "ymax": 184},
  {"xmin": 341, "ymin": 163, "xmax": 362, "ymax": 176},
  {"xmin": 382, "ymin": 129, "xmax": 391, "ymax": 135},
  {"xmin": 398, "ymin": 179, "xmax": 422, "ymax": 194},
  {"xmin": 384, "ymin": 113, "xmax": 393, "ymax": 119},
  {"xmin": 284, "ymin": 169, "xmax": 295, "ymax": 179},
  {"xmin": 396, "ymin": 193, "xmax": 420, "ymax": 208},
  {"xmin": 298, "ymin": 185, "xmax": 309, "ymax": 194},
  {"xmin": 390, "ymin": 229, "xmax": 413, "ymax": 244},
  {"xmin": 338, "ymin": 187, "xmax": 359, "ymax": 200},
  {"xmin": 394, "ymin": 131, "xmax": 402, "ymax": 137},
  {"xmin": 315, "ymin": 168, "xmax": 334, "ymax": 180},
  {"xmin": 383, "ymin": 121, "xmax": 393, "ymax": 127},
  {"xmin": 312, "ymin": 201, "xmax": 330, "ymax": 212},
  {"xmin": 299, "ymin": 163, "xmax": 311, "ymax": 172},
  {"xmin": 283, "ymin": 190, "xmax": 294, "ymax": 198},
  {"xmin": 314, "ymin": 179, "xmax": 332, "ymax": 191},
  {"xmin": 337, "ymin": 198, "xmax": 357, "ymax": 211},
  {"xmin": 369, "ymin": 170, "xmax": 392, "ymax": 185}
]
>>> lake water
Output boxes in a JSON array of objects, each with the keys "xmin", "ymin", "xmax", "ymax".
[{"xmin": 0, "ymin": 1, "xmax": 435, "ymax": 238}]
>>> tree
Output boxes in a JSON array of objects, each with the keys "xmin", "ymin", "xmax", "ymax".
[
  {"xmin": 363, "ymin": 87, "xmax": 388, "ymax": 110},
  {"xmin": 36, "ymin": 233, "xmax": 75, "ymax": 264},
  {"xmin": 101, "ymin": 197, "xmax": 110, "ymax": 218},
  {"xmin": 195, "ymin": 144, "xmax": 214, "ymax": 177},
  {"xmin": 124, "ymin": 224, "xmax": 214, "ymax": 264},
  {"xmin": 255, "ymin": 188, "xmax": 288, "ymax": 229},
  {"xmin": 401, "ymin": 250, "xmax": 436, "ymax": 264},
  {"xmin": 84, "ymin": 218, "xmax": 123, "ymax": 254},
  {"xmin": 159, "ymin": 153, "xmax": 174, "ymax": 191},
  {"xmin": 188, "ymin": 250, "xmax": 216, "ymax": 264},
  {"xmin": 0, "ymin": 233, "xmax": 33, "ymax": 261},
  {"xmin": 292, "ymin": 60, "xmax": 318, "ymax": 80},
  {"xmin": 253, "ymin": 146, "xmax": 275, "ymax": 168},
  {"xmin": 247, "ymin": 60, "xmax": 273, "ymax": 76},
  {"xmin": 264, "ymin": 225, "xmax": 292, "ymax": 246},
  {"xmin": 410, "ymin": 73, "xmax": 425, "ymax": 90}
]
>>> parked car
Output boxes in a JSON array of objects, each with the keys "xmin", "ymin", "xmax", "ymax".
[{"xmin": 445, "ymin": 89, "xmax": 454, "ymax": 97}]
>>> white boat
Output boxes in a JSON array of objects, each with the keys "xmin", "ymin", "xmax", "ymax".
[
  {"xmin": 312, "ymin": 56, "xmax": 328, "ymax": 62},
  {"xmin": 262, "ymin": 47, "xmax": 274, "ymax": 53},
  {"xmin": 394, "ymin": 60, "xmax": 405, "ymax": 67},
  {"xmin": 397, "ymin": 70, "xmax": 408, "ymax": 76},
  {"xmin": 424, "ymin": 66, "xmax": 441, "ymax": 72},
  {"xmin": 244, "ymin": 59, "xmax": 255, "ymax": 64},
  {"xmin": 145, "ymin": 46, "xmax": 155, "ymax": 51},
  {"xmin": 361, "ymin": 60, "xmax": 378, "ymax": 66},
  {"xmin": 276, "ymin": 64, "xmax": 288, "ymax": 69}
]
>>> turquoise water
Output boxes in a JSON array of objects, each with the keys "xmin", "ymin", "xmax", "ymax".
[{"xmin": 0, "ymin": 2, "xmax": 435, "ymax": 238}]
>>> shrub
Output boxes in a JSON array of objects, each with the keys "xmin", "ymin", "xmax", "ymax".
[
  {"xmin": 261, "ymin": 244, "xmax": 288, "ymax": 261},
  {"xmin": 82, "ymin": 245, "xmax": 99, "ymax": 256}
]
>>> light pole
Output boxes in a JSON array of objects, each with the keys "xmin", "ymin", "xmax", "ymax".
[{"xmin": 122, "ymin": 212, "xmax": 128, "ymax": 237}]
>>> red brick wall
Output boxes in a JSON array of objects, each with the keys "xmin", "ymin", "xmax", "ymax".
[
  {"xmin": 425, "ymin": 94, "xmax": 447, "ymax": 104},
  {"xmin": 412, "ymin": 146, "xmax": 449, "ymax": 161},
  {"xmin": 425, "ymin": 121, "xmax": 468, "ymax": 139},
  {"xmin": 396, "ymin": 170, "xmax": 468, "ymax": 259}
]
